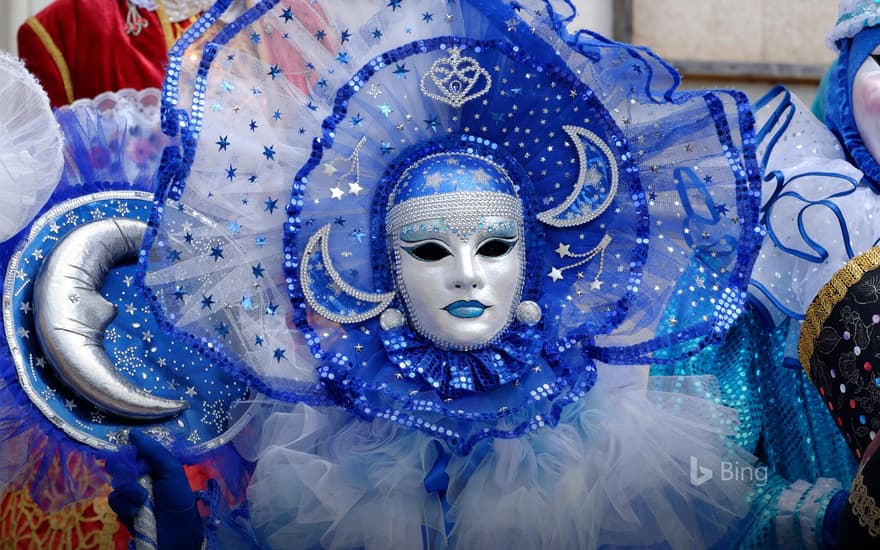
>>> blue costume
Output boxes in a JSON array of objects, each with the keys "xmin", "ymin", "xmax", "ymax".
[
  {"xmin": 0, "ymin": 1, "xmax": 864, "ymax": 549},
  {"xmin": 136, "ymin": 0, "xmax": 769, "ymax": 547}
]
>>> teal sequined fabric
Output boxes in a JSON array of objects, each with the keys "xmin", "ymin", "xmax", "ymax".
[{"xmin": 654, "ymin": 300, "xmax": 857, "ymax": 548}]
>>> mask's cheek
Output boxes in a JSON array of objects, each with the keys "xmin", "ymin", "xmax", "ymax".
[{"xmin": 853, "ymin": 59, "xmax": 880, "ymax": 164}]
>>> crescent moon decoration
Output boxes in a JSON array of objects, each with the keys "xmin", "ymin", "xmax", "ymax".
[
  {"xmin": 4, "ymin": 191, "xmax": 253, "ymax": 451},
  {"xmin": 301, "ymin": 223, "xmax": 395, "ymax": 324},
  {"xmin": 537, "ymin": 125, "xmax": 619, "ymax": 228},
  {"xmin": 33, "ymin": 217, "xmax": 188, "ymax": 419}
]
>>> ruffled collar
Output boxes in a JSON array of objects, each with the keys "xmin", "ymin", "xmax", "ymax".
[{"xmin": 380, "ymin": 324, "xmax": 544, "ymax": 399}]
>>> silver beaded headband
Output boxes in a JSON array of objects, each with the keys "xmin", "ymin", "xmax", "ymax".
[{"xmin": 386, "ymin": 191, "xmax": 523, "ymax": 241}]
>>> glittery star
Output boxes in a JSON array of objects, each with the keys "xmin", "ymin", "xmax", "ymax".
[
  {"xmin": 250, "ymin": 31, "xmax": 261, "ymax": 43},
  {"xmin": 252, "ymin": 86, "xmax": 262, "ymax": 95},
  {"xmin": 273, "ymin": 348, "xmax": 287, "ymax": 362},
  {"xmin": 185, "ymin": 386, "xmax": 198, "ymax": 398},
  {"xmin": 16, "ymin": 327, "xmax": 29, "ymax": 339},
  {"xmin": 31, "ymin": 249, "xmax": 43, "ymax": 260},
  {"xmin": 547, "ymin": 267, "xmax": 564, "ymax": 281},
  {"xmin": 264, "ymin": 197, "xmax": 279, "ymax": 214},
  {"xmin": 334, "ymin": 216, "xmax": 346, "ymax": 226},
  {"xmin": 424, "ymin": 115, "xmax": 440, "ymax": 132},
  {"xmin": 265, "ymin": 301, "xmax": 279, "ymax": 316},
  {"xmin": 554, "ymin": 243, "xmax": 571, "ymax": 257},
  {"xmin": 378, "ymin": 104, "xmax": 393, "ymax": 117},
  {"xmin": 15, "ymin": 268, "xmax": 25, "ymax": 281},
  {"xmin": 19, "ymin": 301, "xmax": 31, "ymax": 314},
  {"xmin": 348, "ymin": 181, "xmax": 363, "ymax": 195},
  {"xmin": 142, "ymin": 330, "xmax": 154, "ymax": 343},
  {"xmin": 371, "ymin": 28, "xmax": 383, "ymax": 40},
  {"xmin": 350, "ymin": 113, "xmax": 364, "ymax": 126},
  {"xmin": 715, "ymin": 203, "xmax": 729, "ymax": 216},
  {"xmin": 387, "ymin": 0, "xmax": 402, "ymax": 10},
  {"xmin": 255, "ymin": 335, "xmax": 264, "ymax": 346},
  {"xmin": 48, "ymin": 222, "xmax": 60, "ymax": 234},
  {"xmin": 252, "ymin": 263, "xmax": 265, "ymax": 278},
  {"xmin": 210, "ymin": 245, "xmax": 224, "ymax": 261},
  {"xmin": 173, "ymin": 286, "xmax": 188, "ymax": 301},
  {"xmin": 125, "ymin": 303, "xmax": 136, "ymax": 314},
  {"xmin": 422, "ymin": 11, "xmax": 433, "ymax": 21},
  {"xmin": 316, "ymin": 78, "xmax": 328, "ymax": 89},
  {"xmin": 241, "ymin": 295, "xmax": 254, "ymax": 310},
  {"xmin": 279, "ymin": 6, "xmax": 294, "ymax": 22},
  {"xmin": 256, "ymin": 235, "xmax": 267, "ymax": 247},
  {"xmin": 380, "ymin": 142, "xmax": 395, "ymax": 155},
  {"xmin": 263, "ymin": 145, "xmax": 276, "ymax": 160},
  {"xmin": 590, "ymin": 280, "xmax": 604, "ymax": 290},
  {"xmin": 225, "ymin": 165, "xmax": 237, "ymax": 180},
  {"xmin": 314, "ymin": 29, "xmax": 326, "ymax": 40},
  {"xmin": 249, "ymin": 120, "xmax": 258, "ymax": 131},
  {"xmin": 340, "ymin": 29, "xmax": 352, "ymax": 43},
  {"xmin": 336, "ymin": 52, "xmax": 350, "ymax": 64},
  {"xmin": 64, "ymin": 399, "xmax": 77, "ymax": 411},
  {"xmin": 123, "ymin": 275, "xmax": 134, "ymax": 287},
  {"xmin": 273, "ymin": 109, "xmax": 283, "ymax": 119},
  {"xmin": 393, "ymin": 63, "xmax": 410, "ymax": 79},
  {"xmin": 330, "ymin": 186, "xmax": 345, "ymax": 199},
  {"xmin": 34, "ymin": 356, "xmax": 46, "ymax": 368},
  {"xmin": 424, "ymin": 172, "xmax": 443, "ymax": 190},
  {"xmin": 215, "ymin": 322, "xmax": 230, "ymax": 337},
  {"xmin": 201, "ymin": 294, "xmax": 215, "ymax": 309},
  {"xmin": 267, "ymin": 64, "xmax": 281, "ymax": 79},
  {"xmin": 167, "ymin": 249, "xmax": 182, "ymax": 262},
  {"xmin": 351, "ymin": 228, "xmax": 367, "ymax": 242},
  {"xmin": 184, "ymin": 232, "xmax": 193, "ymax": 244},
  {"xmin": 248, "ymin": 175, "xmax": 258, "ymax": 184}
]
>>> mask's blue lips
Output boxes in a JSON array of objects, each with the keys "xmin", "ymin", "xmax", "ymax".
[{"xmin": 444, "ymin": 300, "xmax": 490, "ymax": 319}]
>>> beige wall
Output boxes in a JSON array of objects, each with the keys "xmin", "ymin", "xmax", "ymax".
[
  {"xmin": 629, "ymin": 0, "xmax": 839, "ymax": 104},
  {"xmin": 632, "ymin": 0, "xmax": 836, "ymax": 66}
]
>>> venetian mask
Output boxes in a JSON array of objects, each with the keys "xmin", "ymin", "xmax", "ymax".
[
  {"xmin": 853, "ymin": 51, "xmax": 880, "ymax": 165},
  {"xmin": 385, "ymin": 152, "xmax": 525, "ymax": 349}
]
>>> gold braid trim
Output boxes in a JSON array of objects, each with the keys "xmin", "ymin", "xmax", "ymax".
[
  {"xmin": 799, "ymin": 246, "xmax": 880, "ymax": 379},
  {"xmin": 850, "ymin": 472, "xmax": 880, "ymax": 538},
  {"xmin": 24, "ymin": 16, "xmax": 74, "ymax": 104},
  {"xmin": 0, "ymin": 487, "xmax": 120, "ymax": 549},
  {"xmin": 155, "ymin": 0, "xmax": 176, "ymax": 50}
]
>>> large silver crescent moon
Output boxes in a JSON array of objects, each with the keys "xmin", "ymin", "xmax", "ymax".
[
  {"xmin": 301, "ymin": 223, "xmax": 395, "ymax": 324},
  {"xmin": 33, "ymin": 218, "xmax": 188, "ymax": 419},
  {"xmin": 537, "ymin": 125, "xmax": 619, "ymax": 228}
]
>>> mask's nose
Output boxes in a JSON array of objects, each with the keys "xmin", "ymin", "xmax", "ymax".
[{"xmin": 450, "ymin": 250, "xmax": 482, "ymax": 290}]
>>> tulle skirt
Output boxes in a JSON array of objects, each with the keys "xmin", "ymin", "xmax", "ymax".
[{"xmin": 237, "ymin": 365, "xmax": 756, "ymax": 549}]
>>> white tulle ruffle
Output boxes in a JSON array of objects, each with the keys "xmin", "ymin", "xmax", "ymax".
[
  {"xmin": 750, "ymin": 89, "xmax": 879, "ymax": 361},
  {"xmin": 0, "ymin": 52, "xmax": 63, "ymax": 242},
  {"xmin": 236, "ymin": 366, "xmax": 755, "ymax": 549}
]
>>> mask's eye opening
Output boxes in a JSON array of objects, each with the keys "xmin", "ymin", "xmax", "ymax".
[
  {"xmin": 403, "ymin": 242, "xmax": 452, "ymax": 262},
  {"xmin": 477, "ymin": 239, "xmax": 516, "ymax": 258},
  {"xmin": 871, "ymin": 53, "xmax": 880, "ymax": 66}
]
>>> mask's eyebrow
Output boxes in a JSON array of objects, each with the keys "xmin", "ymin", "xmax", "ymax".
[
  {"xmin": 483, "ymin": 225, "xmax": 517, "ymax": 239},
  {"xmin": 399, "ymin": 227, "xmax": 449, "ymax": 243}
]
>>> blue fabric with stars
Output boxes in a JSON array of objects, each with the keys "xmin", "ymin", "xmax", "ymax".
[{"xmin": 139, "ymin": 0, "xmax": 763, "ymax": 457}]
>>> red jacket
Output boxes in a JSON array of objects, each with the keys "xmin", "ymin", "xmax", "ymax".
[{"xmin": 17, "ymin": 0, "xmax": 190, "ymax": 107}]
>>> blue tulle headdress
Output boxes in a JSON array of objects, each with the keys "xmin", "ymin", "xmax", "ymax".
[{"xmin": 141, "ymin": 0, "xmax": 762, "ymax": 453}]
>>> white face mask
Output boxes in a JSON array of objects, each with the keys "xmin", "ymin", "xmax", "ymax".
[
  {"xmin": 852, "ymin": 51, "xmax": 880, "ymax": 164},
  {"xmin": 393, "ymin": 216, "xmax": 524, "ymax": 348}
]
